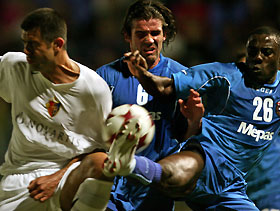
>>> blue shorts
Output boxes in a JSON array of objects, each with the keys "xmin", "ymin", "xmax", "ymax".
[{"xmin": 181, "ymin": 139, "xmax": 259, "ymax": 210}]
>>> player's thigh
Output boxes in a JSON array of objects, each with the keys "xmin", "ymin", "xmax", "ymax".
[
  {"xmin": 49, "ymin": 162, "xmax": 81, "ymax": 210},
  {"xmin": 159, "ymin": 150, "xmax": 204, "ymax": 184}
]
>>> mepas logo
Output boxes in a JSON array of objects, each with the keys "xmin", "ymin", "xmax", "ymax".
[
  {"xmin": 149, "ymin": 111, "xmax": 161, "ymax": 121},
  {"xmin": 237, "ymin": 122, "xmax": 274, "ymax": 142}
]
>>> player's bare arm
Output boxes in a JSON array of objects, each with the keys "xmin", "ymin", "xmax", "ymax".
[
  {"xmin": 124, "ymin": 50, "xmax": 175, "ymax": 100},
  {"xmin": 28, "ymin": 154, "xmax": 87, "ymax": 202},
  {"xmin": 28, "ymin": 168, "xmax": 66, "ymax": 202}
]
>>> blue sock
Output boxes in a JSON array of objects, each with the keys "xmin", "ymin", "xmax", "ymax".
[{"xmin": 130, "ymin": 156, "xmax": 162, "ymax": 185}]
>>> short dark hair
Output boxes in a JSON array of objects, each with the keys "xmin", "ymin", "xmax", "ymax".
[
  {"xmin": 248, "ymin": 26, "xmax": 280, "ymax": 47},
  {"xmin": 21, "ymin": 8, "xmax": 67, "ymax": 47},
  {"xmin": 122, "ymin": 0, "xmax": 177, "ymax": 46}
]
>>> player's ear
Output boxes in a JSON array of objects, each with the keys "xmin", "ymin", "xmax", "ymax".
[{"xmin": 53, "ymin": 37, "xmax": 64, "ymax": 50}]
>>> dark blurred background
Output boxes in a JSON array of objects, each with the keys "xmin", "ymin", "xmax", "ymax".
[{"xmin": 1, "ymin": 0, "xmax": 280, "ymax": 165}]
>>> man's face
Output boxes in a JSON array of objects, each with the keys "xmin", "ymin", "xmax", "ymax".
[
  {"xmin": 245, "ymin": 34, "xmax": 280, "ymax": 84},
  {"xmin": 126, "ymin": 18, "xmax": 166, "ymax": 69},
  {"xmin": 21, "ymin": 28, "xmax": 55, "ymax": 69}
]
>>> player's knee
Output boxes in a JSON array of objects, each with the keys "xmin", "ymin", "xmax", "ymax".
[
  {"xmin": 79, "ymin": 152, "xmax": 108, "ymax": 180},
  {"xmin": 158, "ymin": 151, "xmax": 204, "ymax": 197},
  {"xmin": 157, "ymin": 163, "xmax": 197, "ymax": 198}
]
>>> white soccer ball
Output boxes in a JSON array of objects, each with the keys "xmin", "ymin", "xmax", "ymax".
[{"xmin": 104, "ymin": 104, "xmax": 155, "ymax": 153}]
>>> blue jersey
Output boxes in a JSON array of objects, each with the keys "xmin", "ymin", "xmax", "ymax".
[
  {"xmin": 173, "ymin": 62, "xmax": 280, "ymax": 210},
  {"xmin": 246, "ymin": 136, "xmax": 280, "ymax": 210},
  {"xmin": 96, "ymin": 54, "xmax": 187, "ymax": 211}
]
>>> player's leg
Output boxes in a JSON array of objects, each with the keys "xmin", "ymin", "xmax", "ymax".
[
  {"xmin": 156, "ymin": 149, "xmax": 205, "ymax": 198},
  {"xmin": 59, "ymin": 152, "xmax": 112, "ymax": 211},
  {"xmin": 59, "ymin": 119, "xmax": 141, "ymax": 211},
  {"xmin": 113, "ymin": 139, "xmax": 205, "ymax": 198}
]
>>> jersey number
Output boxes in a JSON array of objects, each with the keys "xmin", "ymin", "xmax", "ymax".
[
  {"xmin": 253, "ymin": 97, "xmax": 273, "ymax": 122},
  {"xmin": 137, "ymin": 84, "xmax": 149, "ymax": 105}
]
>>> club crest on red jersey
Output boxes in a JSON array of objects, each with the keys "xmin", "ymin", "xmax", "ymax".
[
  {"xmin": 46, "ymin": 97, "xmax": 61, "ymax": 117},
  {"xmin": 276, "ymin": 101, "xmax": 280, "ymax": 117}
]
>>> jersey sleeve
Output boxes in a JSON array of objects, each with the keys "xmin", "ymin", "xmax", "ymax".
[
  {"xmin": 172, "ymin": 62, "xmax": 233, "ymax": 100},
  {"xmin": 0, "ymin": 53, "xmax": 15, "ymax": 102}
]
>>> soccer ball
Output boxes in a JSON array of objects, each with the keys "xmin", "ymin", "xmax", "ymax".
[{"xmin": 104, "ymin": 104, "xmax": 155, "ymax": 153}]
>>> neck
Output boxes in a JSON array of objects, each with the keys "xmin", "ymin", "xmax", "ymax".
[
  {"xmin": 41, "ymin": 52, "xmax": 80, "ymax": 84},
  {"xmin": 148, "ymin": 57, "xmax": 161, "ymax": 70}
]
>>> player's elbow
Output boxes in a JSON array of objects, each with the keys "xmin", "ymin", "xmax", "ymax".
[{"xmin": 154, "ymin": 84, "xmax": 175, "ymax": 102}]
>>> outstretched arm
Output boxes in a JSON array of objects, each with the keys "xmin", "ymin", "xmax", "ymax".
[{"xmin": 124, "ymin": 51, "xmax": 175, "ymax": 100}]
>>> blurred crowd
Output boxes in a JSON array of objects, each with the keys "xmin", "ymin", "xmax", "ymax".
[{"xmin": 0, "ymin": 0, "xmax": 280, "ymax": 164}]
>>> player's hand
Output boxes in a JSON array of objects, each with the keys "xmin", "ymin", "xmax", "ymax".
[
  {"xmin": 124, "ymin": 50, "xmax": 148, "ymax": 78},
  {"xmin": 28, "ymin": 171, "xmax": 63, "ymax": 202},
  {"xmin": 179, "ymin": 89, "xmax": 204, "ymax": 133}
]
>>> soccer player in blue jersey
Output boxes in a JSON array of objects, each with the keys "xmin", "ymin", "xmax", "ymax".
[
  {"xmin": 114, "ymin": 26, "xmax": 280, "ymax": 210},
  {"xmin": 96, "ymin": 0, "xmax": 195, "ymax": 210},
  {"xmin": 246, "ymin": 136, "xmax": 280, "ymax": 210},
  {"xmin": 236, "ymin": 51, "xmax": 280, "ymax": 211}
]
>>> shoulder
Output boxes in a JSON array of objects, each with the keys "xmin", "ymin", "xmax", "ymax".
[
  {"xmin": 96, "ymin": 57, "xmax": 132, "ymax": 82},
  {"xmin": 0, "ymin": 52, "xmax": 29, "ymax": 77},
  {"xmin": 192, "ymin": 61, "xmax": 235, "ymax": 70},
  {"xmin": 96, "ymin": 58, "xmax": 124, "ymax": 75},
  {"xmin": 77, "ymin": 64, "xmax": 112, "ymax": 100},
  {"xmin": 190, "ymin": 62, "xmax": 241, "ymax": 76},
  {"xmin": 78, "ymin": 63, "xmax": 108, "ymax": 86},
  {"xmin": 154, "ymin": 56, "xmax": 188, "ymax": 77},
  {"xmin": 1, "ymin": 52, "xmax": 27, "ymax": 64},
  {"xmin": 74, "ymin": 63, "xmax": 112, "ymax": 117}
]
